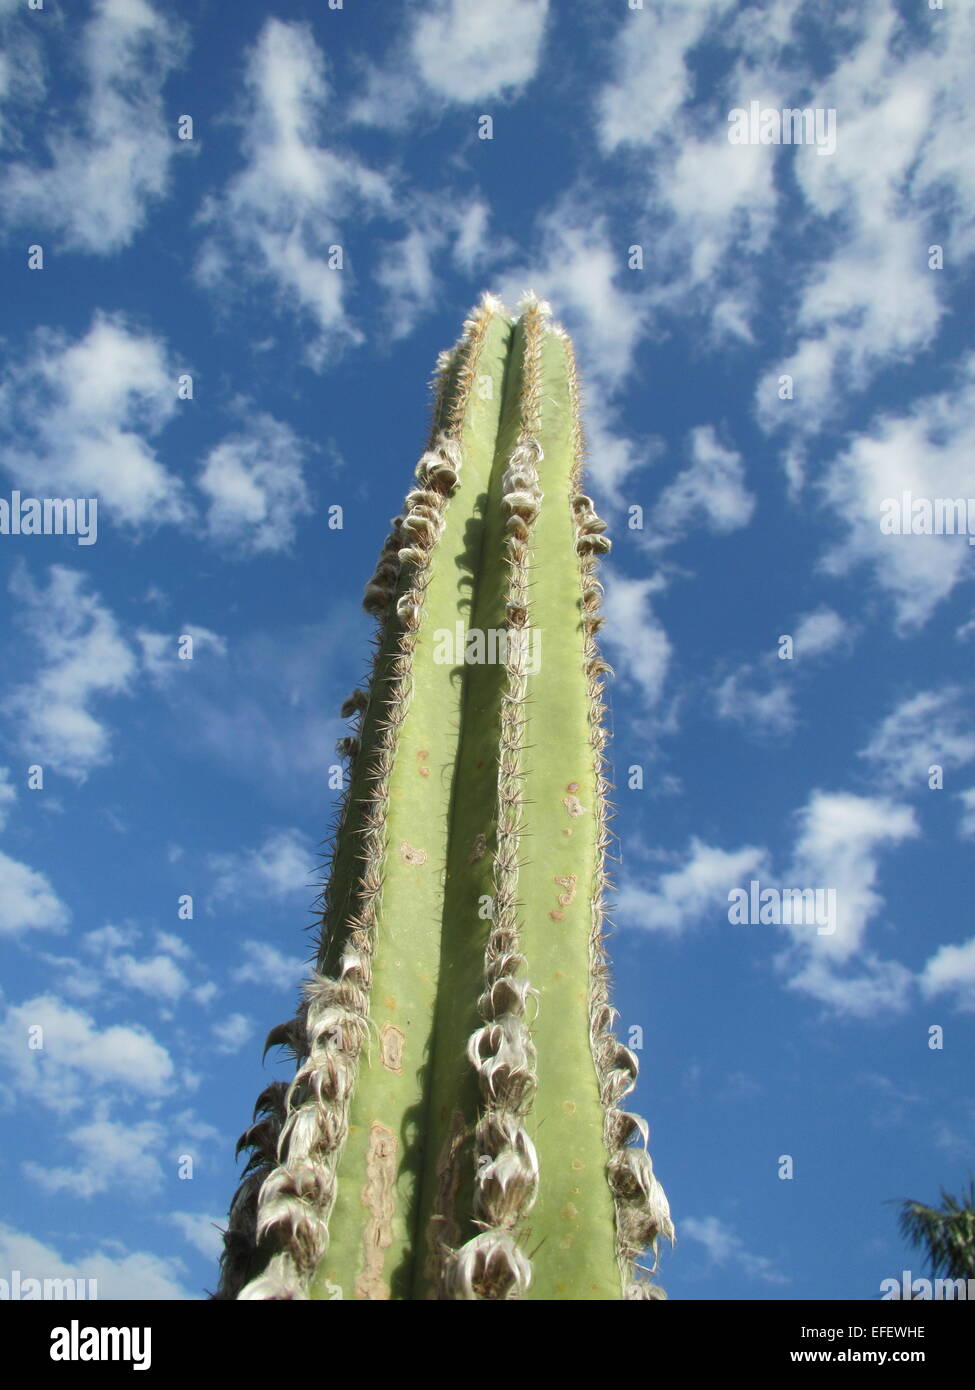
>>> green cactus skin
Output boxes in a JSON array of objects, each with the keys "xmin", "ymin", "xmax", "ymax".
[{"xmin": 215, "ymin": 295, "xmax": 673, "ymax": 1303}]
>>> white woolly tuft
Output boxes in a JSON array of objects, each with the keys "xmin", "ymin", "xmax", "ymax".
[
  {"xmin": 514, "ymin": 290, "xmax": 553, "ymax": 320},
  {"xmin": 441, "ymin": 1231, "xmax": 532, "ymax": 1301}
]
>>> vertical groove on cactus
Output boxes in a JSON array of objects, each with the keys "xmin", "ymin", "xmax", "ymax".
[
  {"xmin": 217, "ymin": 293, "xmax": 672, "ymax": 1302},
  {"xmin": 440, "ymin": 298, "xmax": 547, "ymax": 1300}
]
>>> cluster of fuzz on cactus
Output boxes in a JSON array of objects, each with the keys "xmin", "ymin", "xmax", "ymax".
[{"xmin": 215, "ymin": 293, "xmax": 673, "ymax": 1302}]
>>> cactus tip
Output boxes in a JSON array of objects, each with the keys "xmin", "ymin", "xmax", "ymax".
[{"xmin": 515, "ymin": 290, "xmax": 553, "ymax": 319}]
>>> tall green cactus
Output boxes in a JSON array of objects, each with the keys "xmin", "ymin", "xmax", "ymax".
[{"xmin": 215, "ymin": 294, "xmax": 673, "ymax": 1302}]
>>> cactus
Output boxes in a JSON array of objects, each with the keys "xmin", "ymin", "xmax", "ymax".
[{"xmin": 214, "ymin": 293, "xmax": 673, "ymax": 1302}]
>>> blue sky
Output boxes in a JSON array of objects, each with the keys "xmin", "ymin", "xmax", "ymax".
[{"xmin": 0, "ymin": 0, "xmax": 973, "ymax": 1301}]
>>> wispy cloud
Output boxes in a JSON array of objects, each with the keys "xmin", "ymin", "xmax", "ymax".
[
  {"xmin": 196, "ymin": 19, "xmax": 392, "ymax": 366},
  {"xmin": 4, "ymin": 565, "xmax": 137, "ymax": 780},
  {"xmin": 682, "ymin": 1214, "xmax": 789, "ymax": 1285},
  {"xmin": 0, "ymin": 0, "xmax": 189, "ymax": 252},
  {"xmin": 0, "ymin": 313, "xmax": 187, "ymax": 528},
  {"xmin": 351, "ymin": 0, "xmax": 550, "ymax": 124}
]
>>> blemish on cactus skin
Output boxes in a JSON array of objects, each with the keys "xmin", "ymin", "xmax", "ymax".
[
  {"xmin": 554, "ymin": 872, "xmax": 578, "ymax": 907},
  {"xmin": 356, "ymin": 1122, "xmax": 398, "ymax": 1300},
  {"xmin": 566, "ymin": 781, "xmax": 579, "ymax": 793},
  {"xmin": 400, "ymin": 840, "xmax": 428, "ymax": 865},
  {"xmin": 549, "ymin": 909, "xmax": 565, "ymax": 921},
  {"xmin": 469, "ymin": 832, "xmax": 487, "ymax": 863},
  {"xmin": 380, "ymin": 1022, "xmax": 405, "ymax": 1073},
  {"xmin": 563, "ymin": 1101, "xmax": 577, "ymax": 1117},
  {"xmin": 562, "ymin": 794, "xmax": 586, "ymax": 818}
]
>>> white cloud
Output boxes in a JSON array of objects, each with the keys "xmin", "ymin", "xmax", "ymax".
[
  {"xmin": 682, "ymin": 1214, "xmax": 789, "ymax": 1285},
  {"xmin": 138, "ymin": 625, "xmax": 227, "ymax": 682},
  {"xmin": 756, "ymin": 1, "xmax": 975, "ymax": 438},
  {"xmin": 209, "ymin": 828, "xmax": 315, "ymax": 904},
  {"xmin": 0, "ymin": 851, "xmax": 70, "ymax": 936},
  {"xmin": 0, "ymin": 2, "xmax": 45, "ymax": 154},
  {"xmin": 211, "ymin": 1013, "xmax": 253, "ymax": 1054},
  {"xmin": 82, "ymin": 924, "xmax": 136, "ymax": 954},
  {"xmin": 615, "ymin": 789, "xmax": 921, "ymax": 1015},
  {"xmin": 594, "ymin": 7, "xmax": 778, "ymax": 336},
  {"xmin": 652, "ymin": 426, "xmax": 755, "ymax": 543},
  {"xmin": 44, "ymin": 926, "xmax": 198, "ymax": 1007},
  {"xmin": 352, "ymin": 0, "xmax": 549, "ymax": 123},
  {"xmin": 25, "ymin": 1113, "xmax": 166, "ymax": 1198},
  {"xmin": 817, "ymin": 359, "xmax": 975, "ymax": 628},
  {"xmin": 600, "ymin": 569, "xmax": 672, "ymax": 710},
  {"xmin": 198, "ymin": 415, "xmax": 312, "ymax": 553},
  {"xmin": 859, "ymin": 688, "xmax": 975, "ymax": 792},
  {"xmin": 597, "ymin": 0, "xmax": 734, "ymax": 152},
  {"xmin": 0, "ymin": 1223, "xmax": 191, "ymax": 1300},
  {"xmin": 715, "ymin": 609, "xmax": 850, "ymax": 737},
  {"xmin": 591, "ymin": 0, "xmax": 975, "ymax": 447},
  {"xmin": 0, "ymin": 995, "xmax": 174, "ymax": 1106},
  {"xmin": 656, "ymin": 134, "xmax": 777, "ymax": 292},
  {"xmin": 0, "ymin": 313, "xmax": 187, "ymax": 527},
  {"xmin": 772, "ymin": 790, "xmax": 919, "ymax": 1017},
  {"xmin": 783, "ymin": 791, "xmax": 918, "ymax": 965},
  {"xmin": 0, "ymin": 0, "xmax": 188, "ymax": 252},
  {"xmin": 617, "ymin": 837, "xmax": 768, "ymax": 935},
  {"xmin": 109, "ymin": 952, "xmax": 189, "ymax": 1003},
  {"xmin": 792, "ymin": 607, "xmax": 849, "ymax": 660},
  {"xmin": 0, "ymin": 766, "xmax": 16, "ymax": 831},
  {"xmin": 155, "ymin": 931, "xmax": 192, "ymax": 960},
  {"xmin": 375, "ymin": 198, "xmax": 501, "ymax": 341},
  {"xmin": 169, "ymin": 1211, "xmax": 225, "ymax": 1262},
  {"xmin": 785, "ymin": 953, "xmax": 915, "ymax": 1017},
  {"xmin": 197, "ymin": 19, "xmax": 392, "ymax": 365},
  {"xmin": 920, "ymin": 937, "xmax": 975, "ymax": 1012},
  {"xmin": 453, "ymin": 201, "xmax": 492, "ymax": 272},
  {"xmin": 959, "ymin": 789, "xmax": 975, "ymax": 841},
  {"xmin": 233, "ymin": 940, "xmax": 307, "ymax": 993},
  {"xmin": 4, "ymin": 565, "xmax": 137, "ymax": 779},
  {"xmin": 715, "ymin": 665, "xmax": 795, "ymax": 736},
  {"xmin": 411, "ymin": 0, "xmax": 548, "ymax": 101},
  {"xmin": 34, "ymin": 952, "xmax": 103, "ymax": 1002}
]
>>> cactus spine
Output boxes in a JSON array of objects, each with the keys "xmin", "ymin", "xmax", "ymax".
[{"xmin": 216, "ymin": 294, "xmax": 673, "ymax": 1302}]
